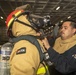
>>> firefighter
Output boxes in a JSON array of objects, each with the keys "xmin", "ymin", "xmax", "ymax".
[{"xmin": 6, "ymin": 4, "xmax": 49, "ymax": 75}]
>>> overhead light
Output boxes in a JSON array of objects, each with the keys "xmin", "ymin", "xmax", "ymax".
[
  {"xmin": 67, "ymin": 16, "xmax": 71, "ymax": 19},
  {"xmin": 0, "ymin": 16, "xmax": 3, "ymax": 19},
  {"xmin": 51, "ymin": 26, "xmax": 53, "ymax": 28},
  {"xmin": 56, "ymin": 6, "xmax": 60, "ymax": 10},
  {"xmin": 60, "ymin": 20, "xmax": 63, "ymax": 23},
  {"xmin": 55, "ymin": 22, "xmax": 59, "ymax": 25}
]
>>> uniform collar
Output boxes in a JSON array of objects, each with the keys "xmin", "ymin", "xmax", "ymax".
[{"xmin": 60, "ymin": 34, "xmax": 76, "ymax": 44}]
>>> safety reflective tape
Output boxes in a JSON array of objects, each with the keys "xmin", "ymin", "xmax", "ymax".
[
  {"xmin": 37, "ymin": 66, "xmax": 48, "ymax": 74},
  {"xmin": 8, "ymin": 11, "xmax": 22, "ymax": 27}
]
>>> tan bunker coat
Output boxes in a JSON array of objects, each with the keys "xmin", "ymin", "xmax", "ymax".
[{"xmin": 9, "ymin": 15, "xmax": 48, "ymax": 75}]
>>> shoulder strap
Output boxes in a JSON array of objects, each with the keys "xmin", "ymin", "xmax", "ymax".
[{"xmin": 11, "ymin": 35, "xmax": 44, "ymax": 62}]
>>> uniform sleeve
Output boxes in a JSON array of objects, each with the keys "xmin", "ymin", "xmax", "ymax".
[{"xmin": 47, "ymin": 46, "xmax": 76, "ymax": 74}]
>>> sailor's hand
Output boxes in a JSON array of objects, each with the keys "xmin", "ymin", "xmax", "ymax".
[{"xmin": 42, "ymin": 38, "xmax": 50, "ymax": 50}]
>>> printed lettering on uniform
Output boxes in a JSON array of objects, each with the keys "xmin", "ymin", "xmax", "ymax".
[
  {"xmin": 16, "ymin": 47, "xmax": 26, "ymax": 55},
  {"xmin": 72, "ymin": 54, "xmax": 76, "ymax": 59}
]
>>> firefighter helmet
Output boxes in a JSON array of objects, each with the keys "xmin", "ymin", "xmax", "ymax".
[
  {"xmin": 6, "ymin": 10, "xmax": 24, "ymax": 29},
  {"xmin": 6, "ymin": 4, "xmax": 31, "ymax": 29},
  {"xmin": 6, "ymin": 4, "xmax": 31, "ymax": 37}
]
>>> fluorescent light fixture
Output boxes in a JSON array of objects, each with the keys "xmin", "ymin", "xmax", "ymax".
[
  {"xmin": 55, "ymin": 23, "xmax": 58, "ymax": 26},
  {"xmin": 67, "ymin": 16, "xmax": 71, "ymax": 19},
  {"xmin": 60, "ymin": 20, "xmax": 63, "ymax": 23},
  {"xmin": 0, "ymin": 16, "xmax": 3, "ymax": 19},
  {"xmin": 56, "ymin": 6, "xmax": 60, "ymax": 10},
  {"xmin": 51, "ymin": 26, "xmax": 53, "ymax": 27}
]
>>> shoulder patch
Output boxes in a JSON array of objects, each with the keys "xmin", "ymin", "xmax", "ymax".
[{"xmin": 16, "ymin": 47, "xmax": 26, "ymax": 55}]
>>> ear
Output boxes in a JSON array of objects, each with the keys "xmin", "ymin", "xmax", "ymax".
[
  {"xmin": 73, "ymin": 28, "xmax": 76, "ymax": 34},
  {"xmin": 75, "ymin": 29, "xmax": 76, "ymax": 34}
]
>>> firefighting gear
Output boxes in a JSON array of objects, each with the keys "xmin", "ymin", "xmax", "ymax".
[
  {"xmin": 53, "ymin": 34, "xmax": 76, "ymax": 54},
  {"xmin": 6, "ymin": 4, "xmax": 31, "ymax": 29},
  {"xmin": 9, "ymin": 38, "xmax": 49, "ymax": 75},
  {"xmin": 11, "ymin": 35, "xmax": 44, "ymax": 61},
  {"xmin": 6, "ymin": 4, "xmax": 52, "ymax": 38},
  {"xmin": 6, "ymin": 10, "xmax": 24, "ymax": 28},
  {"xmin": 15, "ymin": 4, "xmax": 31, "ymax": 10},
  {"xmin": 0, "ymin": 42, "xmax": 13, "ymax": 75},
  {"xmin": 12, "ymin": 15, "xmax": 36, "ymax": 37},
  {"xmin": 6, "ymin": 4, "xmax": 50, "ymax": 75},
  {"xmin": 11, "ymin": 35, "xmax": 50, "ymax": 75},
  {"xmin": 37, "ymin": 65, "xmax": 48, "ymax": 74},
  {"xmin": 1, "ymin": 42, "xmax": 13, "ymax": 60}
]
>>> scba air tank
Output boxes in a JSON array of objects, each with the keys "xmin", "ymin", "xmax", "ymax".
[{"xmin": 0, "ymin": 42, "xmax": 13, "ymax": 75}]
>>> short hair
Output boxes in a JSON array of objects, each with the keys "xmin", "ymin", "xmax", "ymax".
[{"xmin": 63, "ymin": 19, "xmax": 76, "ymax": 28}]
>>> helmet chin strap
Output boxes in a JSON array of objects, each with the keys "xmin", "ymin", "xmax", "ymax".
[
  {"xmin": 7, "ymin": 11, "xmax": 41, "ymax": 38},
  {"xmin": 12, "ymin": 14, "xmax": 38, "ymax": 32},
  {"xmin": 7, "ymin": 17, "xmax": 37, "ymax": 38},
  {"xmin": 16, "ymin": 19, "xmax": 37, "ymax": 31}
]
